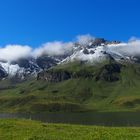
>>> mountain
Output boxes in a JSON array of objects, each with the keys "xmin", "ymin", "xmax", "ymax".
[
  {"xmin": 0, "ymin": 55, "xmax": 66, "ymax": 80},
  {"xmin": 0, "ymin": 38, "xmax": 139, "ymax": 81},
  {"xmin": 61, "ymin": 38, "xmax": 129, "ymax": 64},
  {"xmin": 1, "ymin": 59, "xmax": 140, "ymax": 113},
  {"xmin": 0, "ymin": 37, "xmax": 140, "ymax": 113}
]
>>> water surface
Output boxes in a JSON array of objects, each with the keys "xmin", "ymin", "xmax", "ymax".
[{"xmin": 0, "ymin": 112, "xmax": 140, "ymax": 126}]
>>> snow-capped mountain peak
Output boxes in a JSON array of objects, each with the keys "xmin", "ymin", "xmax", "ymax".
[
  {"xmin": 61, "ymin": 38, "xmax": 124, "ymax": 64},
  {"xmin": 0, "ymin": 38, "xmax": 139, "ymax": 80}
]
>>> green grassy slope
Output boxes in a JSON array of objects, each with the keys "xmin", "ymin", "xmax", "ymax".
[
  {"xmin": 1, "ymin": 61, "xmax": 140, "ymax": 112},
  {"xmin": 0, "ymin": 119, "xmax": 140, "ymax": 140}
]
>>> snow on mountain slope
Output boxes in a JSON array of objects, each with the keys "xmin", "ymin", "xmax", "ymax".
[
  {"xmin": 0, "ymin": 62, "xmax": 23, "ymax": 76},
  {"xmin": 0, "ymin": 38, "xmax": 139, "ymax": 80},
  {"xmin": 61, "ymin": 39, "xmax": 131, "ymax": 64},
  {"xmin": 62, "ymin": 46, "xmax": 107, "ymax": 63},
  {"xmin": 0, "ymin": 55, "xmax": 65, "ymax": 79}
]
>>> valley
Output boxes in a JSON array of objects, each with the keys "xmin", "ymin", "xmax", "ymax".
[{"xmin": 0, "ymin": 60, "xmax": 140, "ymax": 113}]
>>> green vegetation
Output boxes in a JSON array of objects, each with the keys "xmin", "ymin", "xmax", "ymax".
[
  {"xmin": 0, "ymin": 119, "xmax": 140, "ymax": 140},
  {"xmin": 1, "ymin": 61, "xmax": 140, "ymax": 112}
]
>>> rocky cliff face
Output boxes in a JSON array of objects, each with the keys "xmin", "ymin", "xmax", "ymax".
[
  {"xmin": 0, "ymin": 37, "xmax": 138, "ymax": 81},
  {"xmin": 37, "ymin": 70, "xmax": 72, "ymax": 82},
  {"xmin": 0, "ymin": 55, "xmax": 65, "ymax": 81},
  {"xmin": 37, "ymin": 62, "xmax": 122, "ymax": 83},
  {"xmin": 95, "ymin": 63, "xmax": 122, "ymax": 82},
  {"xmin": 0, "ymin": 65, "xmax": 8, "ymax": 79}
]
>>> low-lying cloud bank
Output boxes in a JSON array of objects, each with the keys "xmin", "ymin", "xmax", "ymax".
[
  {"xmin": 76, "ymin": 34, "xmax": 95, "ymax": 45},
  {"xmin": 0, "ymin": 35, "xmax": 91, "ymax": 62},
  {"xmin": 107, "ymin": 38, "xmax": 140, "ymax": 56},
  {"xmin": 0, "ymin": 34, "xmax": 140, "ymax": 62},
  {"xmin": 0, "ymin": 41, "xmax": 74, "ymax": 62},
  {"xmin": 33, "ymin": 41, "xmax": 73, "ymax": 57},
  {"xmin": 0, "ymin": 45, "xmax": 32, "ymax": 62}
]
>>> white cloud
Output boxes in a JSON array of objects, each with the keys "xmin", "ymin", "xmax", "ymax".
[
  {"xmin": 129, "ymin": 36, "xmax": 140, "ymax": 42},
  {"xmin": 123, "ymin": 39, "xmax": 140, "ymax": 55},
  {"xmin": 76, "ymin": 34, "xmax": 95, "ymax": 45},
  {"xmin": 33, "ymin": 41, "xmax": 73, "ymax": 57},
  {"xmin": 0, "ymin": 34, "xmax": 95, "ymax": 61},
  {"xmin": 0, "ymin": 41, "xmax": 73, "ymax": 61},
  {"xmin": 0, "ymin": 45, "xmax": 32, "ymax": 62},
  {"xmin": 107, "ymin": 39, "xmax": 140, "ymax": 56},
  {"xmin": 1, "ymin": 35, "xmax": 140, "ymax": 62}
]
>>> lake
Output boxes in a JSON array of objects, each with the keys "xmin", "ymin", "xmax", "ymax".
[{"xmin": 0, "ymin": 112, "xmax": 140, "ymax": 126}]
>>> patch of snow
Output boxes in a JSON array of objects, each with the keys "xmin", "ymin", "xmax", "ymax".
[{"xmin": 0, "ymin": 62, "xmax": 23, "ymax": 76}]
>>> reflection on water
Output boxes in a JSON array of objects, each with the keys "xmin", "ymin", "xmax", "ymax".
[{"xmin": 1, "ymin": 112, "xmax": 140, "ymax": 126}]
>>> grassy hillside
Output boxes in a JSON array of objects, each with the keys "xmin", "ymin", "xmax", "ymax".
[
  {"xmin": 1, "ymin": 61, "xmax": 140, "ymax": 112},
  {"xmin": 0, "ymin": 119, "xmax": 140, "ymax": 140}
]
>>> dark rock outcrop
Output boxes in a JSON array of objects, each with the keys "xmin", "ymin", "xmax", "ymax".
[
  {"xmin": 0, "ymin": 65, "xmax": 8, "ymax": 79},
  {"xmin": 37, "ymin": 62, "xmax": 122, "ymax": 83},
  {"xmin": 11, "ymin": 58, "xmax": 40, "ymax": 74},
  {"xmin": 96, "ymin": 63, "xmax": 122, "ymax": 82},
  {"xmin": 36, "ymin": 56, "xmax": 58, "ymax": 70},
  {"xmin": 37, "ymin": 70, "xmax": 72, "ymax": 82},
  {"xmin": 92, "ymin": 38, "xmax": 106, "ymax": 46},
  {"xmin": 37, "ymin": 68, "xmax": 94, "ymax": 82},
  {"xmin": 83, "ymin": 48, "xmax": 89, "ymax": 54}
]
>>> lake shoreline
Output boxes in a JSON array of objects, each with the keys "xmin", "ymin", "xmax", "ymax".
[{"xmin": 0, "ymin": 112, "xmax": 140, "ymax": 127}]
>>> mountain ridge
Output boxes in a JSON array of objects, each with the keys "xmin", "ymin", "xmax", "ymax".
[
  {"xmin": 0, "ymin": 38, "xmax": 138, "ymax": 80},
  {"xmin": 0, "ymin": 37, "xmax": 140, "ymax": 113}
]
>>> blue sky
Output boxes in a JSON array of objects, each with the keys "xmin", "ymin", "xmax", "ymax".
[{"xmin": 0, "ymin": 0, "xmax": 139, "ymax": 48}]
